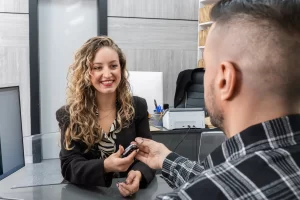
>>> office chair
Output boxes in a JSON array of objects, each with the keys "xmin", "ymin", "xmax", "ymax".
[
  {"xmin": 176, "ymin": 68, "xmax": 205, "ymax": 108},
  {"xmin": 198, "ymin": 131, "xmax": 226, "ymax": 163}
]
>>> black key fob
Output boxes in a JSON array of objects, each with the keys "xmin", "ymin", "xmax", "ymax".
[{"xmin": 121, "ymin": 144, "xmax": 138, "ymax": 158}]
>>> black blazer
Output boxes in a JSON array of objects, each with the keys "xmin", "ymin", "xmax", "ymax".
[{"xmin": 56, "ymin": 96, "xmax": 155, "ymax": 188}]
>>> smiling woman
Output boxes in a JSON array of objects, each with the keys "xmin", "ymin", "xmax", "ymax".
[{"xmin": 56, "ymin": 36, "xmax": 155, "ymax": 197}]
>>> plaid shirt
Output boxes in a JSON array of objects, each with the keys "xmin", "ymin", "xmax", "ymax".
[{"xmin": 157, "ymin": 114, "xmax": 300, "ymax": 200}]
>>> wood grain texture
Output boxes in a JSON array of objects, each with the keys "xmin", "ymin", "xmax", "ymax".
[
  {"xmin": 0, "ymin": 0, "xmax": 29, "ymax": 13},
  {"xmin": 123, "ymin": 49, "xmax": 197, "ymax": 106},
  {"xmin": 0, "ymin": 14, "xmax": 29, "ymax": 47},
  {"xmin": 108, "ymin": 0, "xmax": 198, "ymax": 20},
  {"xmin": 0, "ymin": 47, "xmax": 20, "ymax": 85},
  {"xmin": 108, "ymin": 17, "xmax": 198, "ymax": 50},
  {"xmin": 108, "ymin": 17, "xmax": 198, "ymax": 105},
  {"xmin": 0, "ymin": 13, "xmax": 30, "ymax": 137}
]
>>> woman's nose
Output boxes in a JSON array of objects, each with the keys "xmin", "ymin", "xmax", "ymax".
[{"xmin": 103, "ymin": 67, "xmax": 112, "ymax": 78}]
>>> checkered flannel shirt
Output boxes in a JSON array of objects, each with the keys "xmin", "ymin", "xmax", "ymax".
[{"xmin": 156, "ymin": 114, "xmax": 300, "ymax": 200}]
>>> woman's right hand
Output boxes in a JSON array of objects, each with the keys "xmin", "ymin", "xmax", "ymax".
[{"xmin": 104, "ymin": 145, "xmax": 137, "ymax": 173}]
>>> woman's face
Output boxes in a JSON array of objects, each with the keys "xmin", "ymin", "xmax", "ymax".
[{"xmin": 90, "ymin": 47, "xmax": 122, "ymax": 95}]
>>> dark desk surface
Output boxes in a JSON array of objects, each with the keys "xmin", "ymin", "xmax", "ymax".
[
  {"xmin": 151, "ymin": 126, "xmax": 219, "ymax": 134},
  {"xmin": 0, "ymin": 175, "xmax": 172, "ymax": 200}
]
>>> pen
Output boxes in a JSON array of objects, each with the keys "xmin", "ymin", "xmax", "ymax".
[{"xmin": 154, "ymin": 99, "xmax": 158, "ymax": 111}]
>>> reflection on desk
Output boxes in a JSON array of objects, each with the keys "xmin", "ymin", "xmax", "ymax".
[
  {"xmin": 0, "ymin": 175, "xmax": 172, "ymax": 200},
  {"xmin": 150, "ymin": 126, "xmax": 161, "ymax": 131},
  {"xmin": 150, "ymin": 126, "xmax": 220, "ymax": 163}
]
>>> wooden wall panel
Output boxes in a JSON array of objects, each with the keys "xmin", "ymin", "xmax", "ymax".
[
  {"xmin": 108, "ymin": 17, "xmax": 198, "ymax": 106},
  {"xmin": 108, "ymin": 17, "xmax": 198, "ymax": 50},
  {"xmin": 108, "ymin": 0, "xmax": 198, "ymax": 20},
  {"xmin": 0, "ymin": 14, "xmax": 29, "ymax": 47},
  {"xmin": 123, "ymin": 49, "xmax": 197, "ymax": 105},
  {"xmin": 0, "ymin": 13, "xmax": 30, "ymax": 137},
  {"xmin": 0, "ymin": 0, "xmax": 29, "ymax": 13}
]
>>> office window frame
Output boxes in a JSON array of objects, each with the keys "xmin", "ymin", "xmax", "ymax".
[{"xmin": 28, "ymin": 0, "xmax": 107, "ymax": 162}]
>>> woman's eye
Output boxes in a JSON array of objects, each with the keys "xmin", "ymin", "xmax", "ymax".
[
  {"xmin": 111, "ymin": 65, "xmax": 118, "ymax": 68},
  {"xmin": 93, "ymin": 66, "xmax": 102, "ymax": 70}
]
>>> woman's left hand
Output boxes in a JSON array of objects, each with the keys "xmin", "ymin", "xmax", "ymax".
[{"xmin": 117, "ymin": 170, "xmax": 142, "ymax": 197}]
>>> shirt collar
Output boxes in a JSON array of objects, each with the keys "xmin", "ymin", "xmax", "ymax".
[{"xmin": 207, "ymin": 114, "xmax": 300, "ymax": 167}]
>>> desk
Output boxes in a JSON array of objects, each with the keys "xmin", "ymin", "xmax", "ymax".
[
  {"xmin": 151, "ymin": 127, "xmax": 219, "ymax": 162},
  {"xmin": 0, "ymin": 175, "xmax": 172, "ymax": 200}
]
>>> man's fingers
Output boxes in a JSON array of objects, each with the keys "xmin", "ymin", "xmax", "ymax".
[
  {"xmin": 135, "ymin": 137, "xmax": 153, "ymax": 146},
  {"xmin": 136, "ymin": 150, "xmax": 148, "ymax": 158},
  {"xmin": 126, "ymin": 171, "xmax": 136, "ymax": 184},
  {"xmin": 135, "ymin": 151, "xmax": 148, "ymax": 163},
  {"xmin": 135, "ymin": 138, "xmax": 154, "ymax": 152}
]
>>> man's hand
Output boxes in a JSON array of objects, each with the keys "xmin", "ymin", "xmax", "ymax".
[
  {"xmin": 117, "ymin": 170, "xmax": 142, "ymax": 197},
  {"xmin": 135, "ymin": 137, "xmax": 171, "ymax": 169}
]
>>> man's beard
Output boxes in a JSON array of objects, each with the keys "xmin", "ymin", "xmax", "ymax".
[{"xmin": 205, "ymin": 83, "xmax": 224, "ymax": 130}]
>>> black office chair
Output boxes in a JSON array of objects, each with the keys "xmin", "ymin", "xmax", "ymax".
[
  {"xmin": 198, "ymin": 131, "xmax": 226, "ymax": 163},
  {"xmin": 176, "ymin": 68, "xmax": 205, "ymax": 108}
]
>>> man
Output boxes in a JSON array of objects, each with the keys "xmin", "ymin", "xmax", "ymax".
[{"xmin": 135, "ymin": 0, "xmax": 300, "ymax": 199}]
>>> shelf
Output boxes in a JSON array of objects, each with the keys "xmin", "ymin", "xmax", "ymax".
[{"xmin": 199, "ymin": 21, "xmax": 213, "ymax": 27}]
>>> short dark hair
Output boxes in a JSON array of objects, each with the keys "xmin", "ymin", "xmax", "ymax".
[
  {"xmin": 211, "ymin": 0, "xmax": 300, "ymax": 37},
  {"xmin": 210, "ymin": 0, "xmax": 300, "ymax": 99}
]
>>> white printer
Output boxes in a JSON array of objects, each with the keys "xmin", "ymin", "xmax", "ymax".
[{"xmin": 162, "ymin": 108, "xmax": 205, "ymax": 130}]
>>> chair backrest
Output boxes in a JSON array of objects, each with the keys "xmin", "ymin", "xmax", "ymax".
[
  {"xmin": 177, "ymin": 68, "xmax": 205, "ymax": 108},
  {"xmin": 198, "ymin": 131, "xmax": 226, "ymax": 163},
  {"xmin": 185, "ymin": 69, "xmax": 205, "ymax": 108}
]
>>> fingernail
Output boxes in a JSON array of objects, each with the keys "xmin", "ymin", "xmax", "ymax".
[
  {"xmin": 116, "ymin": 183, "xmax": 119, "ymax": 187},
  {"xmin": 135, "ymin": 137, "xmax": 142, "ymax": 143}
]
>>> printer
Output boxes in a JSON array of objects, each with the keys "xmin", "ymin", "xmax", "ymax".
[{"xmin": 162, "ymin": 108, "xmax": 205, "ymax": 130}]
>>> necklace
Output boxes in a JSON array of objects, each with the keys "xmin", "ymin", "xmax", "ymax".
[
  {"xmin": 97, "ymin": 109, "xmax": 115, "ymax": 120},
  {"xmin": 98, "ymin": 107, "xmax": 116, "ymax": 112}
]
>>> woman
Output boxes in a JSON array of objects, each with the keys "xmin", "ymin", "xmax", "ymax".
[{"xmin": 56, "ymin": 36, "xmax": 155, "ymax": 197}]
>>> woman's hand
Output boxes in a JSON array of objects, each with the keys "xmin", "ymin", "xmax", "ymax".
[
  {"xmin": 104, "ymin": 145, "xmax": 137, "ymax": 173},
  {"xmin": 117, "ymin": 170, "xmax": 142, "ymax": 197}
]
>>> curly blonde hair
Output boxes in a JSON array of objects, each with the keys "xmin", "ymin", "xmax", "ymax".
[{"xmin": 64, "ymin": 36, "xmax": 134, "ymax": 151}]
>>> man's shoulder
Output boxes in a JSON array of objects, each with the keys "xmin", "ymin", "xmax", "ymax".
[{"xmin": 189, "ymin": 149, "xmax": 300, "ymax": 200}]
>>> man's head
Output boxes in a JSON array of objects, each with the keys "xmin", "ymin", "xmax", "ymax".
[{"xmin": 204, "ymin": 0, "xmax": 300, "ymax": 135}]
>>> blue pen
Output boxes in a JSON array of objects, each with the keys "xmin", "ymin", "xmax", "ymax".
[{"xmin": 154, "ymin": 100, "xmax": 158, "ymax": 111}]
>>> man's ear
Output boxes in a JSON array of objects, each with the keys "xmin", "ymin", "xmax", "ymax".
[{"xmin": 216, "ymin": 61, "xmax": 237, "ymax": 101}]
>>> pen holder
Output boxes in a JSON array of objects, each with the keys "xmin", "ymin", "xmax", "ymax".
[{"xmin": 151, "ymin": 113, "xmax": 163, "ymax": 127}]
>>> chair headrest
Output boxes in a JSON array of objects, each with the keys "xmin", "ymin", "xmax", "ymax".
[{"xmin": 191, "ymin": 69, "xmax": 205, "ymax": 84}]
